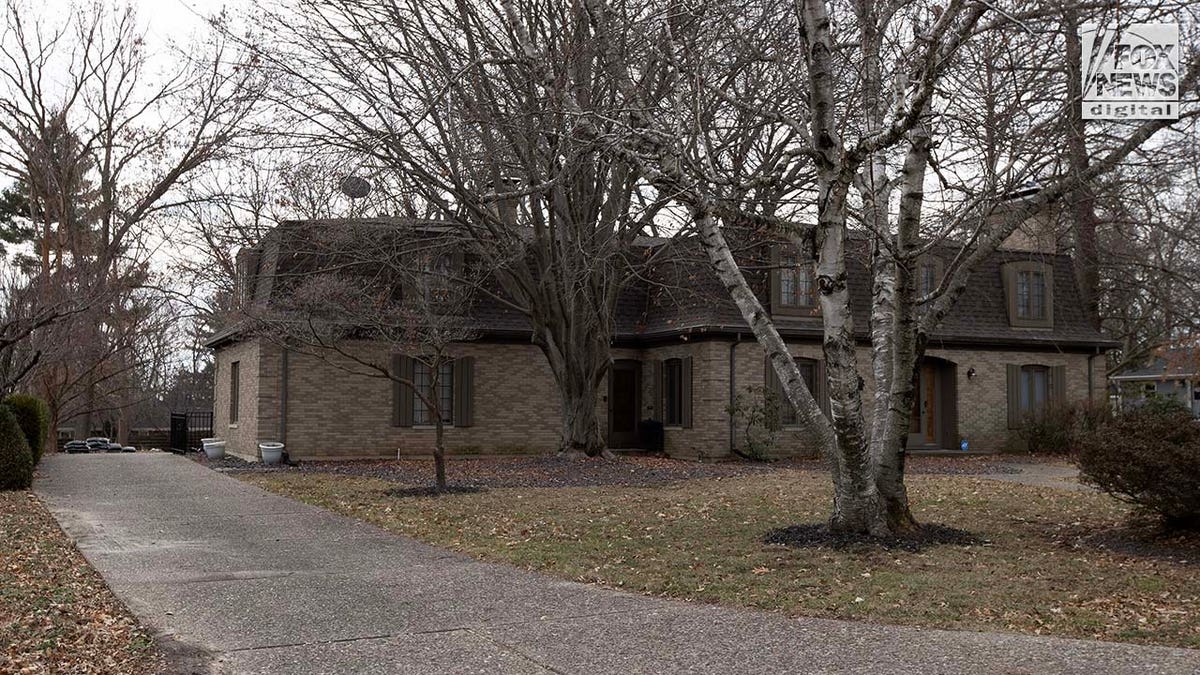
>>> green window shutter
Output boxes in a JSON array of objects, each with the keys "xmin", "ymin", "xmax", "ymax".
[
  {"xmin": 1006, "ymin": 364, "xmax": 1021, "ymax": 429},
  {"xmin": 453, "ymin": 356, "xmax": 475, "ymax": 427},
  {"xmin": 1050, "ymin": 365, "xmax": 1067, "ymax": 406},
  {"xmin": 394, "ymin": 354, "xmax": 414, "ymax": 427},
  {"xmin": 763, "ymin": 354, "xmax": 781, "ymax": 431},
  {"xmin": 815, "ymin": 359, "xmax": 831, "ymax": 419},
  {"xmin": 681, "ymin": 356, "xmax": 694, "ymax": 428},
  {"xmin": 649, "ymin": 360, "xmax": 662, "ymax": 422}
]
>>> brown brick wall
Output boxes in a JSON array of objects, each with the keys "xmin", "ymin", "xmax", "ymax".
[
  {"xmin": 214, "ymin": 336, "xmax": 1103, "ymax": 461},
  {"xmin": 277, "ymin": 341, "xmax": 563, "ymax": 459},
  {"xmin": 213, "ymin": 339, "xmax": 261, "ymax": 460}
]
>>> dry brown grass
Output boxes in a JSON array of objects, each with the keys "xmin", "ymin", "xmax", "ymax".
[
  {"xmin": 0, "ymin": 490, "xmax": 161, "ymax": 674},
  {"xmin": 238, "ymin": 469, "xmax": 1200, "ymax": 648}
]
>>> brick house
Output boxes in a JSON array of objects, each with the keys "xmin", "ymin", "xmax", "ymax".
[{"xmin": 206, "ymin": 218, "xmax": 1113, "ymax": 461}]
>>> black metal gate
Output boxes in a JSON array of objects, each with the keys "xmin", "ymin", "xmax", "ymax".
[{"xmin": 169, "ymin": 411, "xmax": 213, "ymax": 453}]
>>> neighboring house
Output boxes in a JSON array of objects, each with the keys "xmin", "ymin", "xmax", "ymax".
[
  {"xmin": 206, "ymin": 218, "xmax": 1114, "ymax": 461},
  {"xmin": 1110, "ymin": 347, "xmax": 1200, "ymax": 418}
]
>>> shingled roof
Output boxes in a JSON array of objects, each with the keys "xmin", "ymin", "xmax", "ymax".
[
  {"xmin": 1111, "ymin": 346, "xmax": 1200, "ymax": 380},
  {"xmin": 206, "ymin": 218, "xmax": 1115, "ymax": 351}
]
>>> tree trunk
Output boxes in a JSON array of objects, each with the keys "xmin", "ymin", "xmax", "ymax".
[
  {"xmin": 555, "ymin": 372, "xmax": 607, "ymax": 457},
  {"xmin": 1062, "ymin": 8, "xmax": 1102, "ymax": 326},
  {"xmin": 434, "ymin": 417, "xmax": 447, "ymax": 490},
  {"xmin": 535, "ymin": 324, "xmax": 611, "ymax": 458}
]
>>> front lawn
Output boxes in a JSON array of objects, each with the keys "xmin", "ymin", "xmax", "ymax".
[
  {"xmin": 237, "ymin": 466, "xmax": 1200, "ymax": 648},
  {"xmin": 0, "ymin": 491, "xmax": 161, "ymax": 674}
]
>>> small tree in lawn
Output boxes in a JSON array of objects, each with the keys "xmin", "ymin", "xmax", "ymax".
[{"xmin": 252, "ymin": 220, "xmax": 481, "ymax": 491}]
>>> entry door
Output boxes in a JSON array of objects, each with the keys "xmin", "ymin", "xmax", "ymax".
[
  {"xmin": 608, "ymin": 360, "xmax": 641, "ymax": 448},
  {"xmin": 907, "ymin": 363, "xmax": 940, "ymax": 448}
]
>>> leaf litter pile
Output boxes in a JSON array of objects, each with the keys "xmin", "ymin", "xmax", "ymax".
[{"xmin": 1, "ymin": 490, "xmax": 161, "ymax": 674}]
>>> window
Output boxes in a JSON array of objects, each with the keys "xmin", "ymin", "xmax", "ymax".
[
  {"xmin": 917, "ymin": 258, "xmax": 944, "ymax": 298},
  {"xmin": 412, "ymin": 361, "xmax": 454, "ymax": 425},
  {"xmin": 1006, "ymin": 363, "xmax": 1065, "ymax": 429},
  {"xmin": 663, "ymin": 358, "xmax": 684, "ymax": 426},
  {"xmin": 394, "ymin": 355, "xmax": 475, "ymax": 428},
  {"xmin": 419, "ymin": 253, "xmax": 455, "ymax": 304},
  {"xmin": 779, "ymin": 255, "xmax": 817, "ymax": 308},
  {"xmin": 779, "ymin": 359, "xmax": 818, "ymax": 426},
  {"xmin": 1018, "ymin": 365, "xmax": 1050, "ymax": 417},
  {"xmin": 1002, "ymin": 261, "xmax": 1054, "ymax": 328},
  {"xmin": 1016, "ymin": 270, "xmax": 1046, "ymax": 320},
  {"xmin": 229, "ymin": 361, "xmax": 240, "ymax": 424}
]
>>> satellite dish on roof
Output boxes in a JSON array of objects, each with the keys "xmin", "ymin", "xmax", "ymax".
[{"xmin": 339, "ymin": 175, "xmax": 372, "ymax": 199}]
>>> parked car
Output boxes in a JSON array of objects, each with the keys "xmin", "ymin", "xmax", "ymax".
[
  {"xmin": 86, "ymin": 437, "xmax": 111, "ymax": 451},
  {"xmin": 64, "ymin": 440, "xmax": 89, "ymax": 454},
  {"xmin": 106, "ymin": 442, "xmax": 123, "ymax": 453}
]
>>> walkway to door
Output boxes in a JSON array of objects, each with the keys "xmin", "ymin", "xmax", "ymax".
[{"xmin": 36, "ymin": 454, "xmax": 1200, "ymax": 674}]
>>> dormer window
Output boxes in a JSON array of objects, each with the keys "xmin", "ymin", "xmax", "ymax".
[
  {"xmin": 780, "ymin": 256, "xmax": 816, "ymax": 308},
  {"xmin": 915, "ymin": 256, "xmax": 944, "ymax": 299},
  {"xmin": 1015, "ymin": 269, "xmax": 1046, "ymax": 320},
  {"xmin": 771, "ymin": 247, "xmax": 819, "ymax": 316},
  {"xmin": 1001, "ymin": 261, "xmax": 1054, "ymax": 328}
]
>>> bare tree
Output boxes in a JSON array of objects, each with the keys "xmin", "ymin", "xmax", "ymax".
[
  {"xmin": 0, "ymin": 1, "xmax": 264, "ymax": 446},
  {"xmin": 250, "ymin": 220, "xmax": 482, "ymax": 490},
  {"xmin": 252, "ymin": 0, "xmax": 674, "ymax": 458}
]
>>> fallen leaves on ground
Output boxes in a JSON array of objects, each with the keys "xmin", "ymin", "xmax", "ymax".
[
  {"xmin": 239, "ymin": 465, "xmax": 1200, "ymax": 649},
  {"xmin": 0, "ymin": 490, "xmax": 161, "ymax": 674}
]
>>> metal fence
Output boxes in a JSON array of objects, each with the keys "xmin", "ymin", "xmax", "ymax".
[{"xmin": 169, "ymin": 411, "xmax": 213, "ymax": 453}]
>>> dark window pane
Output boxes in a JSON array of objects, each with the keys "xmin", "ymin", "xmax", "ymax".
[
  {"xmin": 411, "ymin": 361, "xmax": 454, "ymax": 425},
  {"xmin": 664, "ymin": 359, "xmax": 683, "ymax": 426}
]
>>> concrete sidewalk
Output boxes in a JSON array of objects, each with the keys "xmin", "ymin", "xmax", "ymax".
[{"xmin": 36, "ymin": 454, "xmax": 1200, "ymax": 674}]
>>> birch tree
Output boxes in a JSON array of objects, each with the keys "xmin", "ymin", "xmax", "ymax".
[{"xmin": 568, "ymin": 0, "xmax": 1200, "ymax": 534}]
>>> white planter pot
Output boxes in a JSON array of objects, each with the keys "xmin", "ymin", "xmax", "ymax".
[
  {"xmin": 259, "ymin": 442, "xmax": 284, "ymax": 465},
  {"xmin": 203, "ymin": 440, "xmax": 226, "ymax": 460}
]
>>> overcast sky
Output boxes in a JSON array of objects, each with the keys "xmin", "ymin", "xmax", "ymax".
[{"xmin": 37, "ymin": 0, "xmax": 246, "ymax": 48}]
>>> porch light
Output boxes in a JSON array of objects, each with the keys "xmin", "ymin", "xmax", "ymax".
[{"xmin": 967, "ymin": 367, "xmax": 977, "ymax": 380}]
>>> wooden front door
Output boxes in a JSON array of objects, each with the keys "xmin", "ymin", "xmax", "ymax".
[
  {"xmin": 608, "ymin": 360, "xmax": 641, "ymax": 448},
  {"xmin": 908, "ymin": 363, "xmax": 940, "ymax": 449}
]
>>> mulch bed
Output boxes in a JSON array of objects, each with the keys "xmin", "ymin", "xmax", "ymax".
[
  {"xmin": 763, "ymin": 522, "xmax": 983, "ymax": 552},
  {"xmin": 904, "ymin": 456, "xmax": 1023, "ymax": 475},
  {"xmin": 384, "ymin": 485, "xmax": 488, "ymax": 498},
  {"xmin": 0, "ymin": 490, "xmax": 162, "ymax": 674},
  {"xmin": 279, "ymin": 455, "xmax": 780, "ymax": 488},
  {"xmin": 191, "ymin": 451, "xmax": 1033, "ymax": 487}
]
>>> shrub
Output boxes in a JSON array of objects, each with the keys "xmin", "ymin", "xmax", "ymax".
[
  {"xmin": 1014, "ymin": 402, "xmax": 1111, "ymax": 456},
  {"xmin": 0, "ymin": 404, "xmax": 34, "ymax": 490},
  {"xmin": 1076, "ymin": 405, "xmax": 1200, "ymax": 530},
  {"xmin": 3, "ymin": 394, "xmax": 49, "ymax": 464},
  {"xmin": 726, "ymin": 386, "xmax": 781, "ymax": 461}
]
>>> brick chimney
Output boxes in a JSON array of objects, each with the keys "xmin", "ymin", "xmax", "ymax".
[{"xmin": 995, "ymin": 182, "xmax": 1061, "ymax": 254}]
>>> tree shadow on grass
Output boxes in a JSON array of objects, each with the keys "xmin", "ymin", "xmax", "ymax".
[
  {"xmin": 1053, "ymin": 518, "xmax": 1200, "ymax": 565},
  {"xmin": 384, "ymin": 485, "xmax": 487, "ymax": 498},
  {"xmin": 764, "ymin": 523, "xmax": 982, "ymax": 552}
]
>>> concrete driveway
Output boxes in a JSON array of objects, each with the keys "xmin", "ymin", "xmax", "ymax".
[{"xmin": 36, "ymin": 453, "xmax": 1200, "ymax": 674}]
